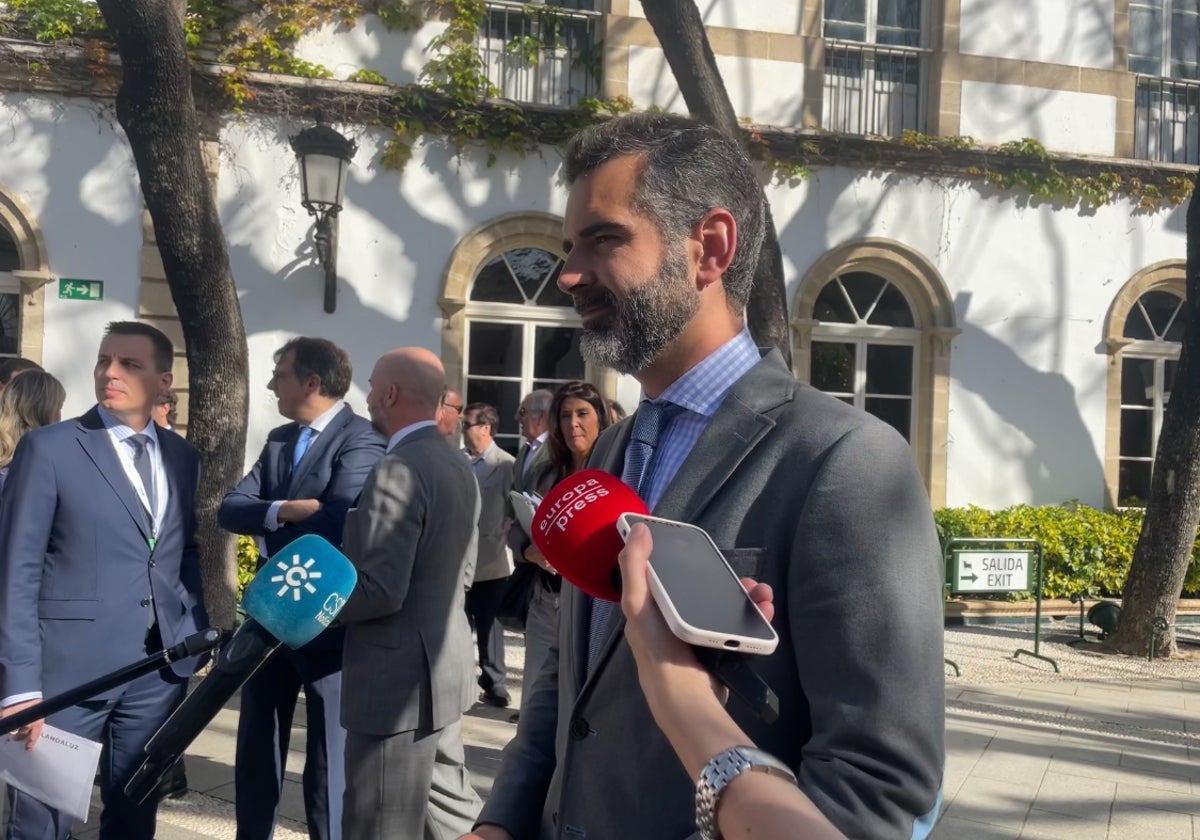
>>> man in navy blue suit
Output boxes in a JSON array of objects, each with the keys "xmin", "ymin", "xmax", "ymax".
[
  {"xmin": 219, "ymin": 337, "xmax": 384, "ymax": 840},
  {"xmin": 0, "ymin": 321, "xmax": 209, "ymax": 840}
]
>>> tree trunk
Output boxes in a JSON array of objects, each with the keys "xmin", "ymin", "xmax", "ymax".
[
  {"xmin": 95, "ymin": 0, "xmax": 249, "ymax": 631},
  {"xmin": 1108, "ymin": 165, "xmax": 1200, "ymax": 658},
  {"xmin": 638, "ymin": 0, "xmax": 792, "ymax": 366}
]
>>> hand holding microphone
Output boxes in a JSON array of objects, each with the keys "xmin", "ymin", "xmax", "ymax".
[{"xmin": 530, "ymin": 471, "xmax": 780, "ymax": 722}]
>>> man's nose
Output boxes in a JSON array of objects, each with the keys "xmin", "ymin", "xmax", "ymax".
[{"xmin": 558, "ymin": 252, "xmax": 588, "ymax": 293}]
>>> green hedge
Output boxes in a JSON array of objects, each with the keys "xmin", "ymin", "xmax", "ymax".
[
  {"xmin": 934, "ymin": 503, "xmax": 1200, "ymax": 599},
  {"xmin": 237, "ymin": 535, "xmax": 257, "ymax": 598}
]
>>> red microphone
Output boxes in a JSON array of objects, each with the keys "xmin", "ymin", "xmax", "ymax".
[
  {"xmin": 530, "ymin": 469, "xmax": 647, "ymax": 602},
  {"xmin": 529, "ymin": 469, "xmax": 781, "ymax": 724}
]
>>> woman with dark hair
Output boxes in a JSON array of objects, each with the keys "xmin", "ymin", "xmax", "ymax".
[
  {"xmin": 543, "ymin": 380, "xmax": 612, "ymax": 484},
  {"xmin": 519, "ymin": 380, "xmax": 612, "ymax": 710}
]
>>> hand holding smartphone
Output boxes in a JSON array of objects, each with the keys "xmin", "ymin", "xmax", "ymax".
[{"xmin": 616, "ymin": 513, "xmax": 778, "ymax": 656}]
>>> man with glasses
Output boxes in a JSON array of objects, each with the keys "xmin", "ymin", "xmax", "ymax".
[
  {"xmin": 219, "ymin": 337, "xmax": 385, "ymax": 840},
  {"xmin": 461, "ymin": 403, "xmax": 516, "ymax": 707},
  {"xmin": 437, "ymin": 386, "xmax": 465, "ymax": 441}
]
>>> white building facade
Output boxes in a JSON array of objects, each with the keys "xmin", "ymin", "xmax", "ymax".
[{"xmin": 0, "ymin": 0, "xmax": 1192, "ymax": 511}]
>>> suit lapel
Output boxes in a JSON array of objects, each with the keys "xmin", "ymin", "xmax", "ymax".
[
  {"xmin": 76, "ymin": 408, "xmax": 151, "ymax": 542},
  {"xmin": 579, "ymin": 351, "xmax": 797, "ymax": 695},
  {"xmin": 157, "ymin": 429, "xmax": 186, "ymax": 544}
]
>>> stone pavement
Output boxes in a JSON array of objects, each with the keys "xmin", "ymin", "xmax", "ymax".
[{"xmin": 53, "ymin": 628, "xmax": 1200, "ymax": 839}]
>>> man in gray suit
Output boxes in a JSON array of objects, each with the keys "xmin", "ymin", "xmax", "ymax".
[
  {"xmin": 340, "ymin": 347, "xmax": 482, "ymax": 839},
  {"xmin": 465, "ymin": 114, "xmax": 944, "ymax": 840},
  {"xmin": 461, "ymin": 402, "xmax": 516, "ymax": 707}
]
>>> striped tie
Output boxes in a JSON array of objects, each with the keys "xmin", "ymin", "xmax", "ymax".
[{"xmin": 587, "ymin": 400, "xmax": 672, "ymax": 669}]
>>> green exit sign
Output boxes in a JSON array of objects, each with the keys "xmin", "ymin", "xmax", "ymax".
[{"xmin": 58, "ymin": 279, "xmax": 104, "ymax": 301}]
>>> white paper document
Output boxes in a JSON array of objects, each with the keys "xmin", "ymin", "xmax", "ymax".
[{"xmin": 0, "ymin": 724, "xmax": 102, "ymax": 823}]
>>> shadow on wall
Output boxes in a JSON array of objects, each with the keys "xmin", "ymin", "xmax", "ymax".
[
  {"xmin": 950, "ymin": 291, "xmax": 1104, "ymax": 507},
  {"xmin": 221, "ymin": 118, "xmax": 568, "ymax": 456}
]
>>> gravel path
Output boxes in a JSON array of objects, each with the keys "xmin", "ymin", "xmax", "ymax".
[{"xmin": 945, "ymin": 623, "xmax": 1200, "ymax": 684}]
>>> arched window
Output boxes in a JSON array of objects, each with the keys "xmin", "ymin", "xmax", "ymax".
[
  {"xmin": 1104, "ymin": 263, "xmax": 1187, "ymax": 506},
  {"xmin": 794, "ymin": 239, "xmax": 957, "ymax": 506},
  {"xmin": 465, "ymin": 246, "xmax": 586, "ymax": 451},
  {"xmin": 0, "ymin": 186, "xmax": 51, "ymax": 365},
  {"xmin": 0, "ymin": 225, "xmax": 22, "ymax": 357},
  {"xmin": 810, "ymin": 271, "xmax": 919, "ymax": 439},
  {"xmin": 440, "ymin": 213, "xmax": 615, "ymax": 453}
]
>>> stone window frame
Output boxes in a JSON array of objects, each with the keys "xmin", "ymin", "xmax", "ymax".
[
  {"xmin": 438, "ymin": 211, "xmax": 618, "ymax": 402},
  {"xmin": 0, "ymin": 185, "xmax": 52, "ymax": 364},
  {"xmin": 792, "ymin": 237, "xmax": 958, "ymax": 507},
  {"xmin": 1101, "ymin": 258, "xmax": 1186, "ymax": 509}
]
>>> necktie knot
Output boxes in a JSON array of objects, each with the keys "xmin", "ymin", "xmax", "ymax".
[{"xmin": 128, "ymin": 433, "xmax": 150, "ymax": 455}]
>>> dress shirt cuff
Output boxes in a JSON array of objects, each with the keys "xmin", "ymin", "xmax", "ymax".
[
  {"xmin": 264, "ymin": 500, "xmax": 284, "ymax": 532},
  {"xmin": 2, "ymin": 692, "xmax": 42, "ymax": 709}
]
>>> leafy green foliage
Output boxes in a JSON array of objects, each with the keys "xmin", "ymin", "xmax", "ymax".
[
  {"xmin": 935, "ymin": 503, "xmax": 1200, "ymax": 599},
  {"xmin": 3, "ymin": 2, "xmax": 1190, "ymax": 211},
  {"xmin": 373, "ymin": 0, "xmax": 424, "ymax": 31},
  {"xmin": 237, "ymin": 535, "xmax": 258, "ymax": 598},
  {"xmin": 347, "ymin": 68, "xmax": 388, "ymax": 84},
  {"xmin": 2, "ymin": 0, "xmax": 103, "ymax": 41},
  {"xmin": 899, "ymin": 129, "xmax": 974, "ymax": 152}
]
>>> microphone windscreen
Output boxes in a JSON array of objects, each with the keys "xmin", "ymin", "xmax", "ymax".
[
  {"xmin": 531, "ymin": 470, "xmax": 648, "ymax": 602},
  {"xmin": 241, "ymin": 534, "xmax": 357, "ymax": 648}
]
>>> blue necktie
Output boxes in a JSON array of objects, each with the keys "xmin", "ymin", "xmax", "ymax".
[
  {"xmin": 292, "ymin": 426, "xmax": 314, "ymax": 472},
  {"xmin": 587, "ymin": 400, "xmax": 673, "ymax": 669}
]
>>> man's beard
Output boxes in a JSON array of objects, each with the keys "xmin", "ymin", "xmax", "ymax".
[{"xmin": 575, "ymin": 247, "xmax": 698, "ymax": 374}]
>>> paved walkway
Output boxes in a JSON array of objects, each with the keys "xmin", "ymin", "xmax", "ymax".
[{"xmin": 53, "ymin": 628, "xmax": 1200, "ymax": 839}]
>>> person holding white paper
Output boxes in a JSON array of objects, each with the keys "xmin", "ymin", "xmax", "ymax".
[{"xmin": 0, "ymin": 725, "xmax": 102, "ymax": 825}]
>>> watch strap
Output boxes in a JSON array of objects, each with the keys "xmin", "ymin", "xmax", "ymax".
[{"xmin": 694, "ymin": 745, "xmax": 798, "ymax": 840}]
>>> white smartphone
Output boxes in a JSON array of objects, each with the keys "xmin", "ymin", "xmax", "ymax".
[{"xmin": 616, "ymin": 513, "xmax": 779, "ymax": 655}]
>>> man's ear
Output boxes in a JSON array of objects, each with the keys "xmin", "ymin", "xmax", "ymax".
[{"xmin": 694, "ymin": 208, "xmax": 737, "ymax": 291}]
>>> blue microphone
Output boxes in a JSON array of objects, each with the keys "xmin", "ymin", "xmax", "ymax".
[
  {"xmin": 242, "ymin": 534, "xmax": 357, "ymax": 647},
  {"xmin": 125, "ymin": 535, "xmax": 356, "ymax": 803}
]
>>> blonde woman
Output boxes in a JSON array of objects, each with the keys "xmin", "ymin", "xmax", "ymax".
[{"xmin": 0, "ymin": 370, "xmax": 65, "ymax": 492}]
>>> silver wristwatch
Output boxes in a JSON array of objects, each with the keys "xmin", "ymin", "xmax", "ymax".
[{"xmin": 695, "ymin": 745, "xmax": 798, "ymax": 840}]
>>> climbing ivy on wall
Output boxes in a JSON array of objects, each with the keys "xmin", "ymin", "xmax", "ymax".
[{"xmin": 0, "ymin": 0, "xmax": 1192, "ymax": 210}]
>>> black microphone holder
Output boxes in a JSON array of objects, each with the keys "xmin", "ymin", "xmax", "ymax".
[{"xmin": 1, "ymin": 628, "xmax": 222, "ymax": 733}]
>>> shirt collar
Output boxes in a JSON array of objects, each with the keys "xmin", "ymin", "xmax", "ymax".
[
  {"xmin": 466, "ymin": 441, "xmax": 496, "ymax": 464},
  {"xmin": 96, "ymin": 405, "xmax": 160, "ymax": 446},
  {"xmin": 386, "ymin": 419, "xmax": 438, "ymax": 454},
  {"xmin": 655, "ymin": 328, "xmax": 761, "ymax": 417},
  {"xmin": 304, "ymin": 400, "xmax": 345, "ymax": 434}
]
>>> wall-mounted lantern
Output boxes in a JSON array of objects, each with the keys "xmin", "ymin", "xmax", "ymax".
[{"xmin": 289, "ymin": 117, "xmax": 357, "ymax": 313}]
